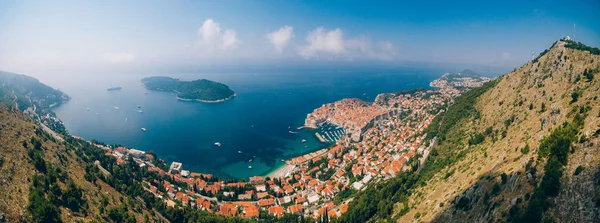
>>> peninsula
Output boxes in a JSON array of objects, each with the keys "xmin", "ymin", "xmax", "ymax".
[{"xmin": 141, "ymin": 76, "xmax": 236, "ymax": 102}]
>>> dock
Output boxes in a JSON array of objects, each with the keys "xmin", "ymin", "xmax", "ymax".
[{"xmin": 315, "ymin": 132, "xmax": 327, "ymax": 143}]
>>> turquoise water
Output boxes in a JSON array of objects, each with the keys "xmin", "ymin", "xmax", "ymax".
[{"xmin": 48, "ymin": 69, "xmax": 439, "ymax": 179}]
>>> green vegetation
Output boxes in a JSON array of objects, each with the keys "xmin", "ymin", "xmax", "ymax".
[
  {"xmin": 421, "ymin": 79, "xmax": 498, "ymax": 180},
  {"xmin": 333, "ymin": 188, "xmax": 356, "ymax": 205},
  {"xmin": 0, "ymin": 71, "xmax": 69, "ymax": 110},
  {"xmin": 337, "ymin": 172, "xmax": 419, "ymax": 222},
  {"xmin": 521, "ymin": 144, "xmax": 530, "ymax": 154},
  {"xmin": 27, "ymin": 152, "xmax": 86, "ymax": 222},
  {"xmin": 424, "ymin": 79, "xmax": 498, "ymax": 141},
  {"xmin": 511, "ymin": 111, "xmax": 585, "ymax": 223},
  {"xmin": 570, "ymin": 88, "xmax": 582, "ymax": 103},
  {"xmin": 468, "ymin": 133, "xmax": 485, "ymax": 145},
  {"xmin": 583, "ymin": 68, "xmax": 597, "ymax": 82},
  {"xmin": 563, "ymin": 39, "xmax": 600, "ymax": 55},
  {"xmin": 574, "ymin": 166, "xmax": 584, "ymax": 175},
  {"xmin": 142, "ymin": 76, "xmax": 235, "ymax": 101},
  {"xmin": 28, "ymin": 184, "xmax": 61, "ymax": 223}
]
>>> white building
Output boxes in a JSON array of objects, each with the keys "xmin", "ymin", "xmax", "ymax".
[
  {"xmin": 307, "ymin": 193, "xmax": 320, "ymax": 203},
  {"xmin": 169, "ymin": 162, "xmax": 182, "ymax": 174}
]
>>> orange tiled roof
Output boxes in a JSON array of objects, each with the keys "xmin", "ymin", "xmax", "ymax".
[
  {"xmin": 287, "ymin": 204, "xmax": 303, "ymax": 214},
  {"xmin": 258, "ymin": 198, "xmax": 274, "ymax": 207},
  {"xmin": 268, "ymin": 206, "xmax": 285, "ymax": 217}
]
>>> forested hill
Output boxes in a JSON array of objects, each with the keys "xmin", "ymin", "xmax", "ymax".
[
  {"xmin": 338, "ymin": 38, "xmax": 600, "ymax": 222},
  {"xmin": 141, "ymin": 76, "xmax": 235, "ymax": 102},
  {"xmin": 0, "ymin": 71, "xmax": 69, "ymax": 110}
]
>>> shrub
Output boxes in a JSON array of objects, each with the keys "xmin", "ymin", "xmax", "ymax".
[
  {"xmin": 521, "ymin": 144, "xmax": 530, "ymax": 154},
  {"xmin": 492, "ymin": 183, "xmax": 501, "ymax": 195},
  {"xmin": 574, "ymin": 166, "xmax": 584, "ymax": 175},
  {"xmin": 469, "ymin": 133, "xmax": 485, "ymax": 145},
  {"xmin": 456, "ymin": 196, "xmax": 471, "ymax": 211},
  {"xmin": 571, "ymin": 90, "xmax": 581, "ymax": 103}
]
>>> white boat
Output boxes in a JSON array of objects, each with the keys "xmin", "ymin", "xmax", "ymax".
[
  {"xmin": 249, "ymin": 159, "xmax": 253, "ymax": 163},
  {"xmin": 301, "ymin": 139, "xmax": 307, "ymax": 143},
  {"xmin": 248, "ymin": 166, "xmax": 252, "ymax": 169},
  {"xmin": 141, "ymin": 128, "xmax": 146, "ymax": 132},
  {"xmin": 114, "ymin": 106, "xmax": 120, "ymax": 110},
  {"xmin": 214, "ymin": 142, "xmax": 221, "ymax": 147},
  {"xmin": 238, "ymin": 150, "xmax": 242, "ymax": 154},
  {"xmin": 137, "ymin": 110, "xmax": 143, "ymax": 113},
  {"xmin": 86, "ymin": 108, "xmax": 90, "ymax": 111}
]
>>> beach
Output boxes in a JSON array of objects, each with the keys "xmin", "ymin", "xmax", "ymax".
[{"xmin": 266, "ymin": 164, "xmax": 295, "ymax": 179}]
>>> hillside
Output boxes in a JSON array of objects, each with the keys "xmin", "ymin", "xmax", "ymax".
[
  {"xmin": 0, "ymin": 103, "xmax": 152, "ymax": 222},
  {"xmin": 395, "ymin": 39, "xmax": 600, "ymax": 222},
  {"xmin": 141, "ymin": 76, "xmax": 236, "ymax": 102},
  {"xmin": 0, "ymin": 71, "xmax": 69, "ymax": 110},
  {"xmin": 333, "ymin": 38, "xmax": 600, "ymax": 223}
]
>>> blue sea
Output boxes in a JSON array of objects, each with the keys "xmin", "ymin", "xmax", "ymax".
[{"xmin": 48, "ymin": 69, "xmax": 440, "ymax": 179}]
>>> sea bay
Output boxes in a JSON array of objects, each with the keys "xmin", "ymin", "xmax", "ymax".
[{"xmin": 47, "ymin": 69, "xmax": 440, "ymax": 179}]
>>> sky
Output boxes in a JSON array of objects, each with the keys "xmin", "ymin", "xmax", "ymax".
[{"xmin": 0, "ymin": 0, "xmax": 598, "ymax": 77}]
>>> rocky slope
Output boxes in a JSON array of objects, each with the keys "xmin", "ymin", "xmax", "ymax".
[{"xmin": 394, "ymin": 39, "xmax": 600, "ymax": 222}]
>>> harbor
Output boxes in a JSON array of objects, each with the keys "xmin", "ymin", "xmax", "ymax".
[{"xmin": 315, "ymin": 122, "xmax": 346, "ymax": 143}]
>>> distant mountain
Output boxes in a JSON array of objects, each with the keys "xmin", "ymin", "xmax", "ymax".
[
  {"xmin": 0, "ymin": 71, "xmax": 69, "ymax": 111},
  {"xmin": 141, "ymin": 76, "xmax": 236, "ymax": 102},
  {"xmin": 458, "ymin": 69, "xmax": 479, "ymax": 77}
]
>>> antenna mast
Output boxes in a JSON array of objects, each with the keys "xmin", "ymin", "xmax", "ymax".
[{"xmin": 574, "ymin": 23, "xmax": 576, "ymax": 41}]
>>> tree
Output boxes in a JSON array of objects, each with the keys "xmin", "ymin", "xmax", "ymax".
[
  {"xmin": 63, "ymin": 180, "xmax": 85, "ymax": 212},
  {"xmin": 28, "ymin": 188, "xmax": 60, "ymax": 223}
]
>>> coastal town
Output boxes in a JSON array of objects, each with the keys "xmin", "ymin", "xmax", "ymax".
[{"xmin": 82, "ymin": 74, "xmax": 491, "ymax": 220}]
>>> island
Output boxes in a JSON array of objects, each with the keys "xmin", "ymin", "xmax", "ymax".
[{"xmin": 141, "ymin": 76, "xmax": 236, "ymax": 102}]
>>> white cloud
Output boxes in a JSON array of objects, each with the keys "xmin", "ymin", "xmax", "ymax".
[
  {"xmin": 267, "ymin": 25, "xmax": 294, "ymax": 53},
  {"xmin": 378, "ymin": 41, "xmax": 395, "ymax": 53},
  {"xmin": 299, "ymin": 27, "xmax": 396, "ymax": 60},
  {"xmin": 101, "ymin": 52, "xmax": 136, "ymax": 63},
  {"xmin": 195, "ymin": 19, "xmax": 239, "ymax": 52},
  {"xmin": 300, "ymin": 27, "xmax": 346, "ymax": 58}
]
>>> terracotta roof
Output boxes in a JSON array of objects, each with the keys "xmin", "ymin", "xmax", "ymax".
[
  {"xmin": 287, "ymin": 204, "xmax": 303, "ymax": 214},
  {"xmin": 258, "ymin": 198, "xmax": 274, "ymax": 207},
  {"xmin": 268, "ymin": 206, "xmax": 285, "ymax": 217}
]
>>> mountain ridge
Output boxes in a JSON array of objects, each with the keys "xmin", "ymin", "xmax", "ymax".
[{"xmin": 396, "ymin": 39, "xmax": 600, "ymax": 222}]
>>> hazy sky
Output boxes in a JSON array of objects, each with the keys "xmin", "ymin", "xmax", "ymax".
[{"xmin": 0, "ymin": 0, "xmax": 598, "ymax": 76}]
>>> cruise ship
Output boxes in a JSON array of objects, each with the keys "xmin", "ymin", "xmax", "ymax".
[{"xmin": 107, "ymin": 86, "xmax": 122, "ymax": 91}]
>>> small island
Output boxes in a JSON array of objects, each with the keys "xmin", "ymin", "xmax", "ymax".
[{"xmin": 141, "ymin": 76, "xmax": 236, "ymax": 102}]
